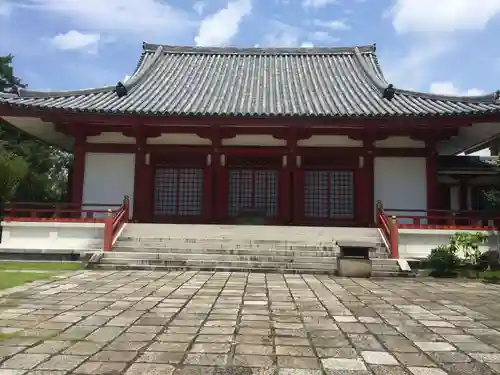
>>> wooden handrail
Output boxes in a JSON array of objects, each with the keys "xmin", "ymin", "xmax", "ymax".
[
  {"xmin": 4, "ymin": 202, "xmax": 121, "ymax": 207},
  {"xmin": 103, "ymin": 196, "xmax": 130, "ymax": 251},
  {"xmin": 376, "ymin": 203, "xmax": 500, "ymax": 258},
  {"xmin": 376, "ymin": 201, "xmax": 399, "ymax": 258}
]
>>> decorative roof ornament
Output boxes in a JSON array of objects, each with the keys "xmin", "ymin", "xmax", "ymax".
[
  {"xmin": 495, "ymin": 90, "xmax": 500, "ymax": 102},
  {"xmin": 383, "ymin": 84, "xmax": 395, "ymax": 101},
  {"xmin": 1, "ymin": 86, "xmax": 17, "ymax": 94},
  {"xmin": 115, "ymin": 82, "xmax": 128, "ymax": 98}
]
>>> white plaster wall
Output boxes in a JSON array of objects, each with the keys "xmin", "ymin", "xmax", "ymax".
[
  {"xmin": 147, "ymin": 134, "xmax": 211, "ymax": 145},
  {"xmin": 398, "ymin": 228, "xmax": 498, "ymax": 259},
  {"xmin": 0, "ymin": 222, "xmax": 105, "ymax": 250},
  {"xmin": 86, "ymin": 132, "xmax": 136, "ymax": 144},
  {"xmin": 83, "ymin": 153, "xmax": 135, "ymax": 218},
  {"xmin": 222, "ymin": 135, "xmax": 286, "ymax": 146},
  {"xmin": 374, "ymin": 157, "xmax": 427, "ymax": 224},
  {"xmin": 374, "ymin": 136, "xmax": 425, "ymax": 148},
  {"xmin": 297, "ymin": 135, "xmax": 362, "ymax": 147}
]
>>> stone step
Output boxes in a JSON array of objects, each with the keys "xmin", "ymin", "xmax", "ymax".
[
  {"xmin": 114, "ymin": 240, "xmax": 341, "ymax": 251},
  {"xmin": 122, "ymin": 223, "xmax": 381, "ymax": 239},
  {"xmin": 90, "ymin": 262, "xmax": 336, "ymax": 274},
  {"xmin": 99, "ymin": 257, "xmax": 337, "ymax": 270},
  {"xmin": 112, "ymin": 246, "xmax": 336, "ymax": 256},
  {"xmin": 117, "ymin": 237, "xmax": 382, "ymax": 247},
  {"xmin": 92, "ymin": 257, "xmax": 409, "ymax": 276},
  {"xmin": 102, "ymin": 251, "xmax": 336, "ymax": 264}
]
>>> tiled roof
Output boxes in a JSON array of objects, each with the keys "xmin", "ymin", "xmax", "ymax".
[
  {"xmin": 1, "ymin": 43, "xmax": 500, "ymax": 117},
  {"xmin": 437, "ymin": 155, "xmax": 498, "ymax": 171}
]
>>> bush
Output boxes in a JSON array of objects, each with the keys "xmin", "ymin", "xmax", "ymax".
[{"xmin": 427, "ymin": 245, "xmax": 461, "ymax": 277}]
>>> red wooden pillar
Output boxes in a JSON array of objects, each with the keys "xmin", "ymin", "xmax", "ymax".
[
  {"xmin": 355, "ymin": 137, "xmax": 375, "ymax": 226},
  {"xmin": 279, "ymin": 154, "xmax": 291, "ymax": 224},
  {"xmin": 143, "ymin": 157, "xmax": 154, "ymax": 221},
  {"xmin": 216, "ymin": 153, "xmax": 228, "ymax": 222},
  {"xmin": 284, "ymin": 131, "xmax": 298, "ymax": 225},
  {"xmin": 203, "ymin": 154, "xmax": 213, "ymax": 222},
  {"xmin": 71, "ymin": 136, "xmax": 86, "ymax": 209},
  {"xmin": 212, "ymin": 131, "xmax": 227, "ymax": 222},
  {"xmin": 426, "ymin": 148, "xmax": 438, "ymax": 223},
  {"xmin": 293, "ymin": 155, "xmax": 303, "ymax": 225},
  {"xmin": 132, "ymin": 133, "xmax": 146, "ymax": 222},
  {"xmin": 355, "ymin": 151, "xmax": 374, "ymax": 226}
]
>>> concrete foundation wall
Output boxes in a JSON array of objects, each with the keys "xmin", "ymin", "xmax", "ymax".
[
  {"xmin": 398, "ymin": 228, "xmax": 498, "ymax": 259},
  {"xmin": 0, "ymin": 221, "xmax": 105, "ymax": 250}
]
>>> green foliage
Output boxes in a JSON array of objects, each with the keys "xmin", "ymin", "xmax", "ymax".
[
  {"xmin": 427, "ymin": 245, "xmax": 461, "ymax": 277},
  {"xmin": 485, "ymin": 158, "xmax": 500, "ymax": 208},
  {"xmin": 0, "ymin": 55, "xmax": 70, "ymax": 204},
  {"xmin": 0, "ymin": 54, "xmax": 25, "ymax": 92},
  {"xmin": 427, "ymin": 232, "xmax": 488, "ymax": 277},
  {"xmin": 449, "ymin": 232, "xmax": 487, "ymax": 265},
  {"xmin": 0, "ymin": 147, "xmax": 29, "ymax": 202}
]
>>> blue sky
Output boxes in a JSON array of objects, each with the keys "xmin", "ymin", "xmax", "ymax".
[{"xmin": 1, "ymin": 0, "xmax": 499, "ymax": 97}]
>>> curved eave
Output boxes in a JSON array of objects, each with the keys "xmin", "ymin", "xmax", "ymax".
[
  {"xmin": 142, "ymin": 43, "xmax": 378, "ymax": 55},
  {"xmin": 14, "ymin": 45, "xmax": 164, "ymax": 99},
  {"xmin": 2, "ymin": 100, "xmax": 500, "ymax": 118}
]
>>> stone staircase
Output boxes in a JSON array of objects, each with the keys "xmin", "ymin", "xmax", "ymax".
[{"xmin": 89, "ymin": 224, "xmax": 406, "ymax": 275}]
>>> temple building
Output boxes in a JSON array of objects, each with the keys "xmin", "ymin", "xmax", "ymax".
[{"xmin": 1, "ymin": 43, "xmax": 500, "ymax": 226}]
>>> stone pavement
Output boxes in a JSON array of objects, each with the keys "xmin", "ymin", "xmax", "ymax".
[{"xmin": 0, "ymin": 271, "xmax": 499, "ymax": 375}]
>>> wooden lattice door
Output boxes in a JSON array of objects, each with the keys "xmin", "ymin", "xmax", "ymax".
[
  {"xmin": 303, "ymin": 170, "xmax": 355, "ymax": 221},
  {"xmin": 227, "ymin": 169, "xmax": 279, "ymax": 219},
  {"xmin": 153, "ymin": 167, "xmax": 204, "ymax": 218}
]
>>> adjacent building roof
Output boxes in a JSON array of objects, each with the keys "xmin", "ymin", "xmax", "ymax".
[
  {"xmin": 1, "ymin": 43, "xmax": 500, "ymax": 118},
  {"xmin": 437, "ymin": 155, "xmax": 498, "ymax": 173}
]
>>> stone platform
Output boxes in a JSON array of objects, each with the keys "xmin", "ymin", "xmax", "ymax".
[
  {"xmin": 94, "ymin": 224, "xmax": 394, "ymax": 274},
  {"xmin": 0, "ymin": 271, "xmax": 499, "ymax": 374}
]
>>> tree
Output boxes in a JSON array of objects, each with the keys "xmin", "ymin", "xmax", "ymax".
[
  {"xmin": 0, "ymin": 145, "xmax": 29, "ymax": 202},
  {"xmin": 0, "ymin": 54, "xmax": 70, "ymax": 204},
  {"xmin": 485, "ymin": 158, "xmax": 500, "ymax": 209},
  {"xmin": 0, "ymin": 54, "xmax": 25, "ymax": 92}
]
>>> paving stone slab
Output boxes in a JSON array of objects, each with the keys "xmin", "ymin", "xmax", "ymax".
[{"xmin": 2, "ymin": 272, "xmax": 500, "ymax": 375}]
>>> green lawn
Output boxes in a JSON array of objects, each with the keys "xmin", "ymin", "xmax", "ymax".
[
  {"xmin": 0, "ymin": 261, "xmax": 83, "ymax": 290},
  {"xmin": 0, "ymin": 271, "xmax": 59, "ymax": 290},
  {"xmin": 0, "ymin": 261, "xmax": 82, "ymax": 271}
]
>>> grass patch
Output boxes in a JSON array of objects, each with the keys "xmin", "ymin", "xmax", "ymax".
[
  {"xmin": 0, "ymin": 261, "xmax": 82, "ymax": 271},
  {"xmin": 0, "ymin": 332, "xmax": 20, "ymax": 341},
  {"xmin": 479, "ymin": 270, "xmax": 500, "ymax": 278},
  {"xmin": 0, "ymin": 261, "xmax": 82, "ymax": 290},
  {"xmin": 0, "ymin": 271, "xmax": 58, "ymax": 290}
]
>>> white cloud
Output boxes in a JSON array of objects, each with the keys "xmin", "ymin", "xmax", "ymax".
[
  {"xmin": 262, "ymin": 21, "xmax": 302, "ymax": 47},
  {"xmin": 429, "ymin": 82, "xmax": 486, "ymax": 96},
  {"xmin": 195, "ymin": 0, "xmax": 252, "ymax": 46},
  {"xmin": 0, "ymin": 0, "xmax": 11, "ymax": 16},
  {"xmin": 384, "ymin": 39, "xmax": 455, "ymax": 90},
  {"xmin": 193, "ymin": 1, "xmax": 206, "ymax": 15},
  {"xmin": 15, "ymin": 0, "xmax": 195, "ymax": 39},
  {"xmin": 388, "ymin": 0, "xmax": 500, "ymax": 35},
  {"xmin": 300, "ymin": 42, "xmax": 314, "ymax": 47},
  {"xmin": 302, "ymin": 0, "xmax": 337, "ymax": 9},
  {"xmin": 314, "ymin": 19, "xmax": 350, "ymax": 30},
  {"xmin": 308, "ymin": 31, "xmax": 339, "ymax": 44},
  {"xmin": 51, "ymin": 30, "xmax": 101, "ymax": 54}
]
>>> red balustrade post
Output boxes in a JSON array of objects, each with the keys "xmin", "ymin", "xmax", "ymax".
[
  {"xmin": 123, "ymin": 195, "xmax": 130, "ymax": 222},
  {"xmin": 103, "ymin": 209, "xmax": 114, "ymax": 251},
  {"xmin": 376, "ymin": 200, "xmax": 383, "ymax": 226},
  {"xmin": 389, "ymin": 215, "xmax": 399, "ymax": 258}
]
